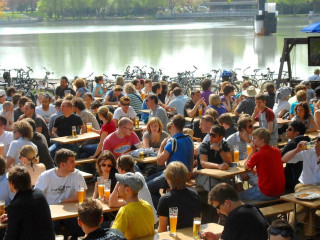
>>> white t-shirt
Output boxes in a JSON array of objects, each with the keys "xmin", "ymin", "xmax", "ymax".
[
  {"xmin": 7, "ymin": 137, "xmax": 38, "ymax": 165},
  {"xmin": 0, "ymin": 131, "xmax": 13, "ymax": 156},
  {"xmin": 0, "ymin": 110, "xmax": 14, "ymax": 125},
  {"xmin": 272, "ymin": 100, "xmax": 290, "ymax": 117},
  {"xmin": 35, "ymin": 105, "xmax": 57, "ymax": 122},
  {"xmin": 113, "ymin": 106, "xmax": 137, "ymax": 120},
  {"xmin": 136, "ymin": 172, "xmax": 158, "ymax": 223},
  {"xmin": 34, "ymin": 168, "xmax": 86, "ymax": 205}
]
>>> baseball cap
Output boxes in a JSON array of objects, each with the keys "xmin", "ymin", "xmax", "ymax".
[
  {"xmin": 0, "ymin": 90, "xmax": 5, "ymax": 97},
  {"xmin": 301, "ymin": 80, "xmax": 310, "ymax": 85},
  {"xmin": 115, "ymin": 172, "xmax": 143, "ymax": 192}
]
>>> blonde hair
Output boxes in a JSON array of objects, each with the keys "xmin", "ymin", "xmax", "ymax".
[
  {"xmin": 13, "ymin": 120, "xmax": 33, "ymax": 140},
  {"xmin": 183, "ymin": 128, "xmax": 194, "ymax": 137},
  {"xmin": 73, "ymin": 78, "xmax": 86, "ymax": 89},
  {"xmin": 165, "ymin": 162, "xmax": 188, "ymax": 190},
  {"xmin": 124, "ymin": 83, "xmax": 136, "ymax": 94},
  {"xmin": 204, "ymin": 108, "xmax": 219, "ymax": 120},
  {"xmin": 252, "ymin": 128, "xmax": 270, "ymax": 144},
  {"xmin": 147, "ymin": 117, "xmax": 163, "ymax": 133},
  {"xmin": 209, "ymin": 94, "xmax": 221, "ymax": 106},
  {"xmin": 98, "ymin": 106, "xmax": 113, "ymax": 122},
  {"xmin": 20, "ymin": 145, "xmax": 38, "ymax": 164}
]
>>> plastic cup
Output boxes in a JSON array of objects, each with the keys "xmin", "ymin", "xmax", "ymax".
[
  {"xmin": 193, "ymin": 217, "xmax": 201, "ymax": 239},
  {"xmin": 169, "ymin": 207, "xmax": 178, "ymax": 236}
]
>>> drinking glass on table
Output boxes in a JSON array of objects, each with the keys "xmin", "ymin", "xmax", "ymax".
[
  {"xmin": 97, "ymin": 177, "xmax": 105, "ymax": 200},
  {"xmin": 233, "ymin": 145, "xmax": 239, "ymax": 165},
  {"xmin": 169, "ymin": 207, "xmax": 178, "ymax": 236},
  {"xmin": 77, "ymin": 181, "xmax": 86, "ymax": 204},
  {"xmin": 104, "ymin": 179, "xmax": 111, "ymax": 201},
  {"xmin": 72, "ymin": 126, "xmax": 77, "ymax": 137},
  {"xmin": 55, "ymin": 235, "xmax": 64, "ymax": 240},
  {"xmin": 135, "ymin": 117, "xmax": 140, "ymax": 129},
  {"xmin": 0, "ymin": 200, "xmax": 5, "ymax": 216},
  {"xmin": 193, "ymin": 217, "xmax": 201, "ymax": 239},
  {"xmin": 86, "ymin": 122, "xmax": 92, "ymax": 133}
]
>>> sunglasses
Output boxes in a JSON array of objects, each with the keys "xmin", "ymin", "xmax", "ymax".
[
  {"xmin": 209, "ymin": 133, "xmax": 217, "ymax": 138},
  {"xmin": 100, "ymin": 164, "xmax": 113, "ymax": 168},
  {"xmin": 269, "ymin": 228, "xmax": 293, "ymax": 238},
  {"xmin": 213, "ymin": 202, "xmax": 222, "ymax": 210},
  {"xmin": 287, "ymin": 128, "xmax": 294, "ymax": 131},
  {"xmin": 121, "ymin": 103, "xmax": 130, "ymax": 106},
  {"xmin": 316, "ymin": 137, "xmax": 320, "ymax": 141},
  {"xmin": 248, "ymin": 124, "xmax": 253, "ymax": 129}
]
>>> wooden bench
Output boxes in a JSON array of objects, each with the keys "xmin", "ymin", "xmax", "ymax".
[
  {"xmin": 247, "ymin": 198, "xmax": 284, "ymax": 207},
  {"xmin": 75, "ymin": 158, "xmax": 97, "ymax": 166},
  {"xmin": 259, "ymin": 202, "xmax": 294, "ymax": 218},
  {"xmin": 186, "ymin": 179, "xmax": 206, "ymax": 194}
]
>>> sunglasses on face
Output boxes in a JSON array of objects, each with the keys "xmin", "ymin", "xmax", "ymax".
[
  {"xmin": 100, "ymin": 164, "xmax": 113, "ymax": 168},
  {"xmin": 269, "ymin": 228, "xmax": 293, "ymax": 238},
  {"xmin": 248, "ymin": 124, "xmax": 253, "ymax": 129},
  {"xmin": 287, "ymin": 128, "xmax": 294, "ymax": 131},
  {"xmin": 209, "ymin": 133, "xmax": 217, "ymax": 138},
  {"xmin": 213, "ymin": 202, "xmax": 222, "ymax": 210}
]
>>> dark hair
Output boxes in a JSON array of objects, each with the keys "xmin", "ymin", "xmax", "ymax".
[
  {"xmin": 0, "ymin": 156, "xmax": 5, "ymax": 175},
  {"xmin": 267, "ymin": 219, "xmax": 294, "ymax": 240},
  {"xmin": 8, "ymin": 165, "xmax": 31, "ymax": 192},
  {"xmin": 223, "ymin": 85, "xmax": 235, "ymax": 96},
  {"xmin": 96, "ymin": 150, "xmax": 116, "ymax": 176},
  {"xmin": 84, "ymin": 92, "xmax": 93, "ymax": 100},
  {"xmin": 24, "ymin": 118, "xmax": 36, "ymax": 132},
  {"xmin": 201, "ymin": 79, "xmax": 212, "ymax": 91},
  {"xmin": 148, "ymin": 94, "xmax": 158, "ymax": 105},
  {"xmin": 78, "ymin": 199, "xmax": 103, "ymax": 227},
  {"xmin": 131, "ymin": 79, "xmax": 139, "ymax": 86},
  {"xmin": 218, "ymin": 113, "xmax": 234, "ymax": 126},
  {"xmin": 61, "ymin": 76, "xmax": 69, "ymax": 83},
  {"xmin": 211, "ymin": 124, "xmax": 226, "ymax": 137},
  {"xmin": 12, "ymin": 93, "xmax": 21, "ymax": 106},
  {"xmin": 255, "ymin": 93, "xmax": 266, "ymax": 102},
  {"xmin": 42, "ymin": 94, "xmax": 52, "ymax": 101},
  {"xmin": 55, "ymin": 99, "xmax": 63, "ymax": 108},
  {"xmin": 54, "ymin": 148, "xmax": 76, "ymax": 167},
  {"xmin": 191, "ymin": 89, "xmax": 201, "ymax": 96},
  {"xmin": 91, "ymin": 100, "xmax": 102, "ymax": 109},
  {"xmin": 208, "ymin": 183, "xmax": 239, "ymax": 205},
  {"xmin": 95, "ymin": 76, "xmax": 103, "ymax": 84},
  {"xmin": 167, "ymin": 82, "xmax": 180, "ymax": 98},
  {"xmin": 26, "ymin": 101, "xmax": 36, "ymax": 110},
  {"xmin": 6, "ymin": 86, "xmax": 16, "ymax": 96},
  {"xmin": 315, "ymin": 86, "xmax": 320, "ymax": 98},
  {"xmin": 266, "ymin": 83, "xmax": 275, "ymax": 93},
  {"xmin": 294, "ymin": 101, "xmax": 311, "ymax": 120},
  {"xmin": 237, "ymin": 116, "xmax": 253, "ymax": 131},
  {"xmin": 172, "ymin": 114, "xmax": 185, "ymax": 131},
  {"xmin": 18, "ymin": 96, "xmax": 31, "ymax": 107},
  {"xmin": 160, "ymin": 81, "xmax": 168, "ymax": 91},
  {"xmin": 152, "ymin": 82, "xmax": 162, "ymax": 93},
  {"xmin": 289, "ymin": 120, "xmax": 306, "ymax": 135},
  {"xmin": 117, "ymin": 155, "xmax": 135, "ymax": 173},
  {"xmin": 0, "ymin": 116, "xmax": 7, "ymax": 126},
  {"xmin": 173, "ymin": 87, "xmax": 182, "ymax": 97},
  {"xmin": 72, "ymin": 97, "xmax": 86, "ymax": 111}
]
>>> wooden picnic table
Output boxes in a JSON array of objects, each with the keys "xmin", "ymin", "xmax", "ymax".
[
  {"xmin": 133, "ymin": 155, "xmax": 158, "ymax": 164},
  {"xmin": 305, "ymin": 130, "xmax": 320, "ymax": 140},
  {"xmin": 80, "ymin": 170, "xmax": 93, "ymax": 179},
  {"xmin": 253, "ymin": 118, "xmax": 291, "ymax": 128},
  {"xmin": 51, "ymin": 132, "xmax": 100, "ymax": 144},
  {"xmin": 134, "ymin": 123, "xmax": 147, "ymax": 132},
  {"xmin": 138, "ymin": 222, "xmax": 224, "ymax": 240},
  {"xmin": 139, "ymin": 109, "xmax": 150, "ymax": 114}
]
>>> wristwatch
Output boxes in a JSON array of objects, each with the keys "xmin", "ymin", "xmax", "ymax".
[{"xmin": 58, "ymin": 199, "xmax": 62, "ymax": 204}]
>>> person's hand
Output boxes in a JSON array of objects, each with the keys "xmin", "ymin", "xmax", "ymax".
[
  {"xmin": 240, "ymin": 129, "xmax": 250, "ymax": 143},
  {"xmin": 218, "ymin": 163, "xmax": 229, "ymax": 170},
  {"xmin": 297, "ymin": 141, "xmax": 308, "ymax": 151},
  {"xmin": 249, "ymin": 142, "xmax": 257, "ymax": 154},
  {"xmin": 88, "ymin": 155, "xmax": 96, "ymax": 159},
  {"xmin": 210, "ymin": 143, "xmax": 221, "ymax": 152},
  {"xmin": 202, "ymin": 231, "xmax": 217, "ymax": 240},
  {"xmin": 0, "ymin": 214, "xmax": 8, "ymax": 223}
]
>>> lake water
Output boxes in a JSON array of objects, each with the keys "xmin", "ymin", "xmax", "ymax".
[{"xmin": 0, "ymin": 18, "xmax": 318, "ymax": 80}]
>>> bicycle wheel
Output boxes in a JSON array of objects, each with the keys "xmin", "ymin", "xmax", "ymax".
[{"xmin": 211, "ymin": 84, "xmax": 220, "ymax": 94}]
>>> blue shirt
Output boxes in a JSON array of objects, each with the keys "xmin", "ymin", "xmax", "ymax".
[
  {"xmin": 290, "ymin": 102, "xmax": 315, "ymax": 115},
  {"xmin": 169, "ymin": 95, "xmax": 189, "ymax": 115},
  {"xmin": 93, "ymin": 83, "xmax": 103, "ymax": 96},
  {"xmin": 164, "ymin": 133, "xmax": 193, "ymax": 171},
  {"xmin": 0, "ymin": 174, "xmax": 11, "ymax": 206}
]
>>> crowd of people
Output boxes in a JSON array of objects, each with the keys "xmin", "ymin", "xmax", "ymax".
[{"xmin": 0, "ymin": 73, "xmax": 319, "ymax": 239}]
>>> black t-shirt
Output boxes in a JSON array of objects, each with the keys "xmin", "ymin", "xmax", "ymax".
[
  {"xmin": 221, "ymin": 204, "xmax": 268, "ymax": 240},
  {"xmin": 265, "ymin": 92, "xmax": 275, "ymax": 110},
  {"xmin": 83, "ymin": 228, "xmax": 126, "ymax": 240},
  {"xmin": 197, "ymin": 140, "xmax": 230, "ymax": 170},
  {"xmin": 55, "ymin": 86, "xmax": 76, "ymax": 99},
  {"xmin": 225, "ymin": 124, "xmax": 237, "ymax": 139},
  {"xmin": 184, "ymin": 99, "xmax": 196, "ymax": 117},
  {"xmin": 157, "ymin": 188, "xmax": 201, "ymax": 229},
  {"xmin": 53, "ymin": 114, "xmax": 83, "ymax": 137}
]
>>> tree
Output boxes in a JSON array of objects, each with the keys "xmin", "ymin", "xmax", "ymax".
[{"xmin": 0, "ymin": 0, "xmax": 7, "ymax": 17}]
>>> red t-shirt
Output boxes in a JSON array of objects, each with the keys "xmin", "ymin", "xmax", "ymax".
[
  {"xmin": 247, "ymin": 145, "xmax": 285, "ymax": 196},
  {"xmin": 254, "ymin": 107, "xmax": 275, "ymax": 122},
  {"xmin": 102, "ymin": 131, "xmax": 140, "ymax": 158},
  {"xmin": 100, "ymin": 120, "xmax": 116, "ymax": 135}
]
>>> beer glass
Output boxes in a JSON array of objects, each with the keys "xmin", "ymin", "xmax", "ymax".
[
  {"xmin": 169, "ymin": 207, "xmax": 178, "ymax": 236},
  {"xmin": 97, "ymin": 177, "xmax": 104, "ymax": 200},
  {"xmin": 139, "ymin": 151, "xmax": 144, "ymax": 160},
  {"xmin": 0, "ymin": 200, "xmax": 5, "ymax": 216},
  {"xmin": 246, "ymin": 144, "xmax": 252, "ymax": 157},
  {"xmin": 193, "ymin": 217, "xmax": 201, "ymax": 239},
  {"xmin": 104, "ymin": 179, "xmax": 111, "ymax": 201},
  {"xmin": 77, "ymin": 181, "xmax": 86, "ymax": 205},
  {"xmin": 198, "ymin": 106, "xmax": 202, "ymax": 116},
  {"xmin": 141, "ymin": 92, "xmax": 145, "ymax": 100},
  {"xmin": 0, "ymin": 144, "xmax": 4, "ymax": 156},
  {"xmin": 72, "ymin": 126, "xmax": 77, "ymax": 137},
  {"xmin": 86, "ymin": 122, "xmax": 92, "ymax": 133},
  {"xmin": 233, "ymin": 145, "xmax": 239, "ymax": 165},
  {"xmin": 135, "ymin": 117, "xmax": 140, "ymax": 129},
  {"xmin": 55, "ymin": 235, "xmax": 64, "ymax": 240}
]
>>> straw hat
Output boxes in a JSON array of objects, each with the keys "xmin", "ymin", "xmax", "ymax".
[{"xmin": 242, "ymin": 86, "xmax": 260, "ymax": 97}]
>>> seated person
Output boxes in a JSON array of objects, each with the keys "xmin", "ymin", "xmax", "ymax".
[
  {"xmin": 0, "ymin": 101, "xmax": 13, "ymax": 130},
  {"xmin": 268, "ymin": 219, "xmax": 295, "ymax": 240},
  {"xmin": 146, "ymin": 94, "xmax": 168, "ymax": 132},
  {"xmin": 35, "ymin": 94, "xmax": 56, "ymax": 124},
  {"xmin": 217, "ymin": 113, "xmax": 237, "ymax": 139},
  {"xmin": 0, "ymin": 156, "xmax": 11, "ymax": 206},
  {"xmin": 73, "ymin": 78, "xmax": 91, "ymax": 99},
  {"xmin": 184, "ymin": 89, "xmax": 207, "ymax": 118},
  {"xmin": 273, "ymin": 86, "xmax": 291, "ymax": 119},
  {"xmin": 288, "ymin": 84, "xmax": 307, "ymax": 105},
  {"xmin": 157, "ymin": 162, "xmax": 201, "ymax": 232},
  {"xmin": 92, "ymin": 76, "xmax": 106, "ymax": 98},
  {"xmin": 55, "ymin": 76, "xmax": 76, "ymax": 99},
  {"xmin": 240, "ymin": 128, "xmax": 285, "ymax": 201},
  {"xmin": 84, "ymin": 92, "xmax": 94, "ymax": 110},
  {"xmin": 235, "ymin": 86, "xmax": 259, "ymax": 116},
  {"xmin": 196, "ymin": 125, "xmax": 232, "ymax": 192},
  {"xmin": 292, "ymin": 101, "xmax": 317, "ymax": 132},
  {"xmin": 200, "ymin": 78, "xmax": 213, "ymax": 105},
  {"xmin": 289, "ymin": 90, "xmax": 314, "ymax": 118},
  {"xmin": 77, "ymin": 199, "xmax": 125, "ymax": 240},
  {"xmin": 220, "ymin": 84, "xmax": 236, "ymax": 112},
  {"xmin": 142, "ymin": 117, "xmax": 169, "ymax": 148},
  {"xmin": 206, "ymin": 94, "xmax": 226, "ymax": 116},
  {"xmin": 113, "ymin": 96, "xmax": 136, "ymax": 126},
  {"xmin": 124, "ymin": 83, "xmax": 143, "ymax": 115},
  {"xmin": 103, "ymin": 85, "xmax": 124, "ymax": 106}
]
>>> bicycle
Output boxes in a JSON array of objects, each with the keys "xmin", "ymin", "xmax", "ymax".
[{"xmin": 37, "ymin": 68, "xmax": 56, "ymax": 96}]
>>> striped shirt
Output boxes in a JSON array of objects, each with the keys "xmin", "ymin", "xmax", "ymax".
[
  {"xmin": 127, "ymin": 93, "xmax": 143, "ymax": 114},
  {"xmin": 235, "ymin": 97, "xmax": 255, "ymax": 116}
]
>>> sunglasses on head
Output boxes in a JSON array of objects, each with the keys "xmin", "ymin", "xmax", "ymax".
[
  {"xmin": 209, "ymin": 133, "xmax": 217, "ymax": 138},
  {"xmin": 269, "ymin": 228, "xmax": 293, "ymax": 238},
  {"xmin": 100, "ymin": 164, "xmax": 113, "ymax": 168}
]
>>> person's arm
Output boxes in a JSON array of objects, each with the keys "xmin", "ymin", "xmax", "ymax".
[
  {"xmin": 252, "ymin": 106, "xmax": 260, "ymax": 119},
  {"xmin": 282, "ymin": 141, "xmax": 306, "ymax": 163},
  {"xmin": 157, "ymin": 148, "xmax": 170, "ymax": 166},
  {"xmin": 158, "ymin": 216, "xmax": 168, "ymax": 233},
  {"xmin": 199, "ymin": 154, "xmax": 228, "ymax": 170},
  {"xmin": 104, "ymin": 95, "xmax": 118, "ymax": 106},
  {"xmin": 315, "ymin": 110, "xmax": 320, "ymax": 129},
  {"xmin": 109, "ymin": 183, "xmax": 126, "ymax": 208},
  {"xmin": 61, "ymin": 193, "xmax": 78, "ymax": 203},
  {"xmin": 142, "ymin": 136, "xmax": 150, "ymax": 148},
  {"xmin": 201, "ymin": 232, "xmax": 220, "ymax": 240},
  {"xmin": 244, "ymin": 142, "xmax": 257, "ymax": 170},
  {"xmin": 52, "ymin": 127, "xmax": 59, "ymax": 138},
  {"xmin": 94, "ymin": 87, "xmax": 101, "ymax": 97},
  {"xmin": 267, "ymin": 121, "xmax": 273, "ymax": 133},
  {"xmin": 277, "ymin": 109, "xmax": 287, "ymax": 118},
  {"xmin": 91, "ymin": 131, "xmax": 109, "ymax": 158},
  {"xmin": 92, "ymin": 182, "xmax": 98, "ymax": 199},
  {"xmin": 308, "ymin": 118, "xmax": 318, "ymax": 132},
  {"xmin": 113, "ymin": 118, "xmax": 119, "ymax": 127},
  {"xmin": 75, "ymin": 91, "xmax": 81, "ymax": 98},
  {"xmin": 80, "ymin": 124, "xmax": 85, "ymax": 134},
  {"xmin": 6, "ymin": 156, "xmax": 15, "ymax": 169}
]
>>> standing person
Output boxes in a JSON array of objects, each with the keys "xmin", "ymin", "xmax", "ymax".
[
  {"xmin": 252, "ymin": 93, "xmax": 278, "ymax": 146},
  {"xmin": 220, "ymin": 84, "xmax": 236, "ymax": 112},
  {"xmin": 200, "ymin": 78, "xmax": 213, "ymax": 105},
  {"xmin": 93, "ymin": 76, "xmax": 106, "ymax": 98},
  {"xmin": 55, "ymin": 76, "xmax": 76, "ymax": 99},
  {"xmin": 1, "ymin": 165, "xmax": 55, "ymax": 240},
  {"xmin": 184, "ymin": 89, "xmax": 207, "ymax": 118},
  {"xmin": 111, "ymin": 172, "xmax": 155, "ymax": 239},
  {"xmin": 146, "ymin": 94, "xmax": 168, "ymax": 132},
  {"xmin": 113, "ymin": 96, "xmax": 137, "ymax": 126},
  {"xmin": 157, "ymin": 162, "xmax": 201, "ymax": 232},
  {"xmin": 74, "ymin": 78, "xmax": 91, "ymax": 99},
  {"xmin": 201, "ymin": 183, "xmax": 268, "ymax": 240},
  {"xmin": 102, "ymin": 117, "xmax": 141, "ymax": 158},
  {"xmin": 103, "ymin": 85, "xmax": 124, "ymax": 106},
  {"xmin": 6, "ymin": 120, "xmax": 38, "ymax": 169},
  {"xmin": 235, "ymin": 86, "xmax": 259, "ymax": 116},
  {"xmin": 49, "ymin": 100, "xmax": 85, "ymax": 159},
  {"xmin": 0, "ymin": 116, "xmax": 13, "ymax": 157},
  {"xmin": 77, "ymin": 199, "xmax": 126, "ymax": 240},
  {"xmin": 124, "ymin": 83, "xmax": 143, "ymax": 115},
  {"xmin": 240, "ymin": 128, "xmax": 285, "ymax": 201},
  {"xmin": 35, "ymin": 94, "xmax": 56, "ymax": 124}
]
